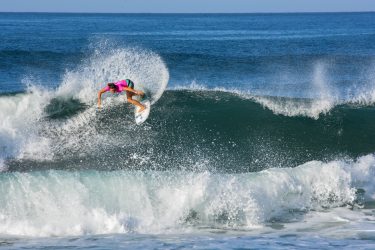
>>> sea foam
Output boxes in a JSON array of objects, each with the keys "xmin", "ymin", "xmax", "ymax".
[{"xmin": 0, "ymin": 154, "xmax": 374, "ymax": 237}]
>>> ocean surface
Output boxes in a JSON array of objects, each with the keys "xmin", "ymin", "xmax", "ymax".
[{"xmin": 1, "ymin": 12, "xmax": 375, "ymax": 249}]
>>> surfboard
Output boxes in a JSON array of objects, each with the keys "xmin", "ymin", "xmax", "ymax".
[{"xmin": 134, "ymin": 95, "xmax": 151, "ymax": 125}]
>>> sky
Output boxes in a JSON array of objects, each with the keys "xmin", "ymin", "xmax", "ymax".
[{"xmin": 0, "ymin": 0, "xmax": 375, "ymax": 13}]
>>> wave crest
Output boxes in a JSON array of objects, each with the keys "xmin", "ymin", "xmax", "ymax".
[{"xmin": 0, "ymin": 154, "xmax": 374, "ymax": 237}]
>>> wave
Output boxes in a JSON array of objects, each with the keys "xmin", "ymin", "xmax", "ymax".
[
  {"xmin": 171, "ymin": 59, "xmax": 375, "ymax": 119},
  {"xmin": 2, "ymin": 88, "xmax": 375, "ymax": 172},
  {"xmin": 0, "ymin": 154, "xmax": 374, "ymax": 237},
  {"xmin": 1, "ymin": 46, "xmax": 375, "ymax": 172}
]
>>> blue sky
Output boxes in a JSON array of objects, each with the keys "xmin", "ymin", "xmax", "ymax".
[{"xmin": 1, "ymin": 0, "xmax": 375, "ymax": 13}]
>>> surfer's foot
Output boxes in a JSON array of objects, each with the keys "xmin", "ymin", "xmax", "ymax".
[
  {"xmin": 138, "ymin": 105, "xmax": 146, "ymax": 113},
  {"xmin": 138, "ymin": 91, "xmax": 145, "ymax": 97}
]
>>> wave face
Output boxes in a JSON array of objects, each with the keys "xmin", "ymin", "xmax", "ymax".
[
  {"xmin": 2, "ymin": 89, "xmax": 375, "ymax": 172},
  {"xmin": 1, "ymin": 154, "xmax": 374, "ymax": 237}
]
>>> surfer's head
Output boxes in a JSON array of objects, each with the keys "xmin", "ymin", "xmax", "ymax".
[{"xmin": 107, "ymin": 83, "xmax": 116, "ymax": 93}]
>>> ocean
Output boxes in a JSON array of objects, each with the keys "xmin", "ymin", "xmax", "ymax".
[{"xmin": 0, "ymin": 12, "xmax": 375, "ymax": 249}]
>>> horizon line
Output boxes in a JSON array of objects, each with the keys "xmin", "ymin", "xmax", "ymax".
[{"xmin": 0, "ymin": 10, "xmax": 375, "ymax": 14}]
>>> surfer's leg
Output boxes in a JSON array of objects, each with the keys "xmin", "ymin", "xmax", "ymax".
[{"xmin": 126, "ymin": 91, "xmax": 146, "ymax": 112}]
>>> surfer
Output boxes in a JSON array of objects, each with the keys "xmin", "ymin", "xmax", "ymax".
[{"xmin": 97, "ymin": 79, "xmax": 146, "ymax": 112}]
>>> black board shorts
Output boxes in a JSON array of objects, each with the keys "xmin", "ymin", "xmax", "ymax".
[{"xmin": 126, "ymin": 79, "xmax": 134, "ymax": 89}]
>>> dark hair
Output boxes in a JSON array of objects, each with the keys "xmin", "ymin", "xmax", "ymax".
[{"xmin": 107, "ymin": 83, "xmax": 116, "ymax": 90}]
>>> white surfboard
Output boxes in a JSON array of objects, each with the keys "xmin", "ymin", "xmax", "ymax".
[{"xmin": 135, "ymin": 98, "xmax": 151, "ymax": 125}]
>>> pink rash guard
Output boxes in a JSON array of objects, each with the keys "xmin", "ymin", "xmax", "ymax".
[{"xmin": 104, "ymin": 80, "xmax": 128, "ymax": 93}]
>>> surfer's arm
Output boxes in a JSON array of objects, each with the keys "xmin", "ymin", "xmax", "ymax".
[{"xmin": 97, "ymin": 88, "xmax": 107, "ymax": 108}]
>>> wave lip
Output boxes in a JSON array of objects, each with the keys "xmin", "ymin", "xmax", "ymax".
[
  {"xmin": 171, "ymin": 57, "xmax": 375, "ymax": 120},
  {"xmin": 171, "ymin": 83, "xmax": 375, "ymax": 119}
]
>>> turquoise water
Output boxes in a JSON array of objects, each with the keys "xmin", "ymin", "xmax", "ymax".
[{"xmin": 0, "ymin": 13, "xmax": 375, "ymax": 249}]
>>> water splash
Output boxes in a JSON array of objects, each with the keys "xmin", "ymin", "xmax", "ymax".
[
  {"xmin": 0, "ymin": 154, "xmax": 373, "ymax": 237},
  {"xmin": 0, "ymin": 45, "xmax": 169, "ymax": 166},
  {"xmin": 56, "ymin": 45, "xmax": 169, "ymax": 104}
]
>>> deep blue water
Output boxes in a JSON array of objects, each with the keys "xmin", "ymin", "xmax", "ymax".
[
  {"xmin": 0, "ymin": 12, "xmax": 375, "ymax": 249},
  {"xmin": 1, "ymin": 13, "xmax": 375, "ymax": 95}
]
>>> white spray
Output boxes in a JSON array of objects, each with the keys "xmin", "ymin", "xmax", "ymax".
[{"xmin": 0, "ymin": 45, "xmax": 169, "ymax": 169}]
